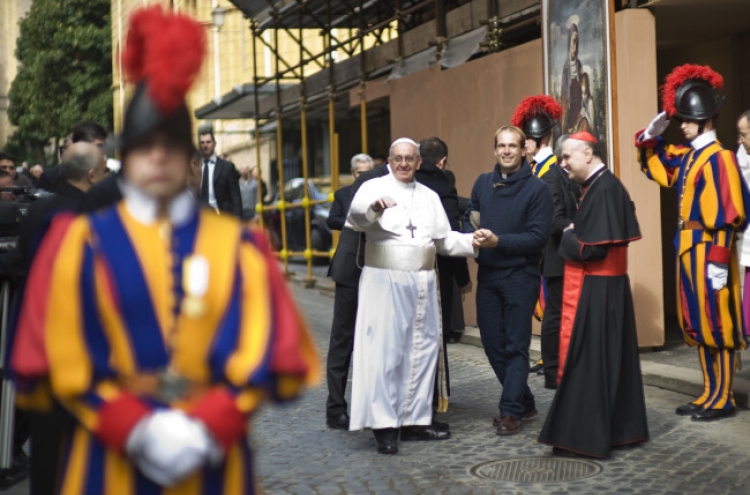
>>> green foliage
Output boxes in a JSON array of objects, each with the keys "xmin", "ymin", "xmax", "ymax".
[{"xmin": 7, "ymin": 0, "xmax": 113, "ymax": 165}]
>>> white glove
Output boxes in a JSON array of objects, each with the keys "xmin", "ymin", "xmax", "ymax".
[
  {"xmin": 126, "ymin": 410, "xmax": 223, "ymax": 487},
  {"xmin": 642, "ymin": 111, "xmax": 670, "ymax": 141},
  {"xmin": 707, "ymin": 263, "xmax": 728, "ymax": 291}
]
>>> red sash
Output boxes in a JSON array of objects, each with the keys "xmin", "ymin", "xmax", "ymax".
[{"xmin": 557, "ymin": 246, "xmax": 628, "ymax": 384}]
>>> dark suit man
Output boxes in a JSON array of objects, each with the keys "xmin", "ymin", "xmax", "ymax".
[
  {"xmin": 198, "ymin": 132, "xmax": 242, "ymax": 216},
  {"xmin": 5, "ymin": 142, "xmax": 108, "ymax": 495},
  {"xmin": 415, "ymin": 137, "xmax": 471, "ymax": 410},
  {"xmin": 325, "ymin": 154, "xmax": 374, "ymax": 430},
  {"xmin": 38, "ymin": 121, "xmax": 108, "ymax": 193}
]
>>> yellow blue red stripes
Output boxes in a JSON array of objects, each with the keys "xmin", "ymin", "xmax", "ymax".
[
  {"xmin": 639, "ymin": 136, "xmax": 748, "ymax": 350},
  {"xmin": 11, "ymin": 203, "xmax": 318, "ymax": 495}
]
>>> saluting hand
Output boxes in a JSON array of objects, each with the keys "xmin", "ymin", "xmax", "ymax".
[
  {"xmin": 642, "ymin": 111, "xmax": 670, "ymax": 141},
  {"xmin": 370, "ymin": 196, "xmax": 397, "ymax": 212}
]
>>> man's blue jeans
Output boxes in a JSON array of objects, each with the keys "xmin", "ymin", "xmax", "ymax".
[{"xmin": 476, "ymin": 267, "xmax": 538, "ymax": 419}]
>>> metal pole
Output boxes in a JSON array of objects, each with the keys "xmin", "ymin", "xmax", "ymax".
[
  {"xmin": 252, "ymin": 22, "xmax": 265, "ymax": 228},
  {"xmin": 358, "ymin": 0, "xmax": 368, "ymax": 155},
  {"xmin": 360, "ymin": 85, "xmax": 368, "ymax": 155},
  {"xmin": 274, "ymin": 28, "xmax": 289, "ymax": 274},
  {"xmin": 0, "ymin": 282, "xmax": 15, "ymax": 469},
  {"xmin": 328, "ymin": 0, "xmax": 340, "ymax": 257},
  {"xmin": 299, "ymin": 10, "xmax": 315, "ymax": 286}
]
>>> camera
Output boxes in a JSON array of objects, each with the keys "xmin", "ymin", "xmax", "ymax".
[{"xmin": 0, "ymin": 187, "xmax": 46, "ymax": 251}]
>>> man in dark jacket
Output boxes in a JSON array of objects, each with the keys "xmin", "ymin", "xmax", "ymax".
[
  {"xmin": 466, "ymin": 125, "xmax": 553, "ymax": 436},
  {"xmin": 538, "ymin": 154, "xmax": 579, "ymax": 388},
  {"xmin": 38, "ymin": 121, "xmax": 108, "ymax": 192},
  {"xmin": 415, "ymin": 137, "xmax": 472, "ymax": 411},
  {"xmin": 511, "ymin": 96, "xmax": 578, "ymax": 390},
  {"xmin": 198, "ymin": 131, "xmax": 242, "ymax": 216},
  {"xmin": 6, "ymin": 141, "xmax": 107, "ymax": 495},
  {"xmin": 325, "ymin": 153, "xmax": 373, "ymax": 429}
]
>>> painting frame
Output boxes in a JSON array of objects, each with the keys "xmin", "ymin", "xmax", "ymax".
[{"xmin": 542, "ymin": 0, "xmax": 618, "ymax": 174}]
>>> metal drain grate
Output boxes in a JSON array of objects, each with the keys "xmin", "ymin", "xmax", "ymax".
[{"xmin": 469, "ymin": 457, "xmax": 602, "ymax": 483}]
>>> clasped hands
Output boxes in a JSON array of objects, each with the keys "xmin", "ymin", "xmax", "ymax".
[
  {"xmin": 126, "ymin": 410, "xmax": 223, "ymax": 487},
  {"xmin": 473, "ymin": 228, "xmax": 498, "ymax": 248}
]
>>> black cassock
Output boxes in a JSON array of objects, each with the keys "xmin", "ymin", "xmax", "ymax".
[{"xmin": 538, "ymin": 168, "xmax": 649, "ymax": 458}]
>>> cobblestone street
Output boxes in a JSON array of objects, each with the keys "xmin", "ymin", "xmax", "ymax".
[{"xmin": 251, "ymin": 283, "xmax": 750, "ymax": 495}]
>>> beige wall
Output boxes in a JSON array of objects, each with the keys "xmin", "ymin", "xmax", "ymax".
[
  {"xmin": 387, "ymin": 11, "xmax": 666, "ymax": 347},
  {"xmin": 0, "ymin": 0, "xmax": 32, "ymax": 148},
  {"xmin": 389, "ymin": 40, "xmax": 545, "ymax": 332},
  {"xmin": 615, "ymin": 9, "xmax": 664, "ymax": 347}
]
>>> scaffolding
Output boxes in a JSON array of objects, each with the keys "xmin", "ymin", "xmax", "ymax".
[{"xmin": 218, "ymin": 0, "xmax": 547, "ymax": 284}]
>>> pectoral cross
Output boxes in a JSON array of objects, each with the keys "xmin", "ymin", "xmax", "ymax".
[{"xmin": 407, "ymin": 219, "xmax": 417, "ymax": 238}]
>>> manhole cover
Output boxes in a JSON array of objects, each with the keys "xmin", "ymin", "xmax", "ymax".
[{"xmin": 469, "ymin": 456, "xmax": 602, "ymax": 483}]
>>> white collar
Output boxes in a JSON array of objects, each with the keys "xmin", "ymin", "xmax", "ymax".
[
  {"xmin": 121, "ymin": 182, "xmax": 196, "ymax": 226},
  {"xmin": 386, "ymin": 165, "xmax": 416, "ymax": 190},
  {"xmin": 585, "ymin": 163, "xmax": 606, "ymax": 182},
  {"xmin": 691, "ymin": 130, "xmax": 717, "ymax": 150},
  {"xmin": 205, "ymin": 154, "xmax": 217, "ymax": 164},
  {"xmin": 533, "ymin": 146, "xmax": 553, "ymax": 164}
]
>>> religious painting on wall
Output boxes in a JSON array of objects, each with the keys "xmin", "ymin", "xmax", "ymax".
[{"xmin": 542, "ymin": 0, "xmax": 616, "ymax": 170}]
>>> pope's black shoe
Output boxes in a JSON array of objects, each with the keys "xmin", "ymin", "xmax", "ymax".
[
  {"xmin": 431, "ymin": 419, "xmax": 450, "ymax": 432},
  {"xmin": 400, "ymin": 424, "xmax": 451, "ymax": 441},
  {"xmin": 326, "ymin": 412, "xmax": 350, "ymax": 430},
  {"xmin": 675, "ymin": 402, "xmax": 703, "ymax": 416},
  {"xmin": 373, "ymin": 428, "xmax": 399, "ymax": 454},
  {"xmin": 691, "ymin": 408, "xmax": 736, "ymax": 422}
]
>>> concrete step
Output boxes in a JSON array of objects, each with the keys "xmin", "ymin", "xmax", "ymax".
[{"xmin": 457, "ymin": 326, "xmax": 750, "ymax": 409}]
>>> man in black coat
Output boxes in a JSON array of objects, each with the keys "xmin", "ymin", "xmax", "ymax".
[
  {"xmin": 415, "ymin": 137, "xmax": 472, "ymax": 410},
  {"xmin": 198, "ymin": 131, "xmax": 242, "ymax": 216},
  {"xmin": 538, "ymin": 153, "xmax": 580, "ymax": 389},
  {"xmin": 5, "ymin": 142, "xmax": 108, "ymax": 495},
  {"xmin": 38, "ymin": 121, "xmax": 108, "ymax": 193},
  {"xmin": 325, "ymin": 153, "xmax": 374, "ymax": 429}
]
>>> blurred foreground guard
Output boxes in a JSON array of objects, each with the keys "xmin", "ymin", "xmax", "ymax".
[
  {"xmin": 636, "ymin": 65, "xmax": 749, "ymax": 421},
  {"xmin": 9, "ymin": 6, "xmax": 317, "ymax": 493},
  {"xmin": 538, "ymin": 132, "xmax": 648, "ymax": 459}
]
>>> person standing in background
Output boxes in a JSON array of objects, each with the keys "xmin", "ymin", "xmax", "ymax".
[{"xmin": 238, "ymin": 165, "xmax": 259, "ymax": 221}]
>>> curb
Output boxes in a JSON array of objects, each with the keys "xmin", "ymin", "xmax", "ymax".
[{"xmin": 458, "ymin": 326, "xmax": 750, "ymax": 409}]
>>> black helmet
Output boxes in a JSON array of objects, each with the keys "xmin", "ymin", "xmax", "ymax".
[
  {"xmin": 524, "ymin": 114, "xmax": 556, "ymax": 140},
  {"xmin": 118, "ymin": 6, "xmax": 205, "ymax": 156},
  {"xmin": 120, "ymin": 82, "xmax": 193, "ymax": 155},
  {"xmin": 673, "ymin": 79, "xmax": 725, "ymax": 121},
  {"xmin": 512, "ymin": 95, "xmax": 562, "ymax": 140}
]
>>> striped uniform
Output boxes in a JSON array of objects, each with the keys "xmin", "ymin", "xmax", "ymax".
[
  {"xmin": 637, "ymin": 132, "xmax": 748, "ymax": 411},
  {"xmin": 531, "ymin": 153, "xmax": 557, "ymax": 322},
  {"xmin": 11, "ymin": 201, "xmax": 318, "ymax": 495}
]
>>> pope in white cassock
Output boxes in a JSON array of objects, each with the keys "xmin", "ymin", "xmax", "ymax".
[{"xmin": 347, "ymin": 137, "xmax": 492, "ymax": 455}]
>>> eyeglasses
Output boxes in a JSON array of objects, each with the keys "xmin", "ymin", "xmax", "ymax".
[{"xmin": 390, "ymin": 155, "xmax": 417, "ymax": 164}]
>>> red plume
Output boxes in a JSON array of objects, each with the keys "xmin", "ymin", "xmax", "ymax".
[
  {"xmin": 121, "ymin": 6, "xmax": 206, "ymax": 115},
  {"xmin": 511, "ymin": 95, "xmax": 563, "ymax": 128},
  {"xmin": 660, "ymin": 64, "xmax": 723, "ymax": 117}
]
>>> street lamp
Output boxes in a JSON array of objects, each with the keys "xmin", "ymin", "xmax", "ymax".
[
  {"xmin": 211, "ymin": 6, "xmax": 227, "ymax": 30},
  {"xmin": 211, "ymin": 5, "xmax": 238, "ymax": 31}
]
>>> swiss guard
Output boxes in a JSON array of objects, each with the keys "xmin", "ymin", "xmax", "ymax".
[
  {"xmin": 10, "ymin": 5, "xmax": 318, "ymax": 493},
  {"xmin": 511, "ymin": 95, "xmax": 576, "ymax": 389},
  {"xmin": 636, "ymin": 64, "xmax": 750, "ymax": 421}
]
